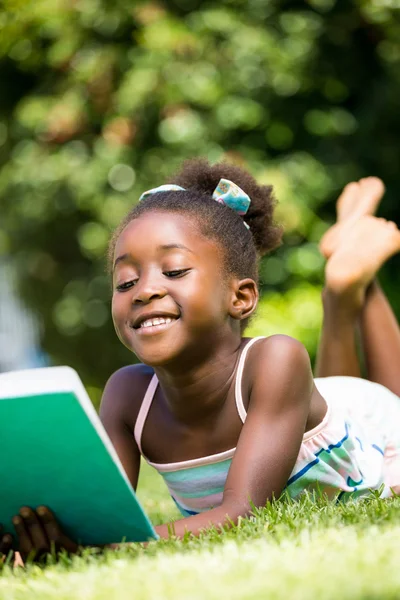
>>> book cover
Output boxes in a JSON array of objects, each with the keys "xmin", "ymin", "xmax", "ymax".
[{"xmin": 0, "ymin": 367, "xmax": 157, "ymax": 545}]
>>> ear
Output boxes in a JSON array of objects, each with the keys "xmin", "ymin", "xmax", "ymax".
[{"xmin": 229, "ymin": 278, "xmax": 259, "ymax": 321}]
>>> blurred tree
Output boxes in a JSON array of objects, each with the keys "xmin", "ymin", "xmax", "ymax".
[{"xmin": 1, "ymin": 0, "xmax": 400, "ymax": 401}]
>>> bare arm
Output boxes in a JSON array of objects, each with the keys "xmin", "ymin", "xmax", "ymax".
[
  {"xmin": 155, "ymin": 336, "xmax": 313, "ymax": 538},
  {"xmin": 99, "ymin": 367, "xmax": 144, "ymax": 489}
]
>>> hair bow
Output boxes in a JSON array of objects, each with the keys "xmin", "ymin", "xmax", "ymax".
[{"xmin": 138, "ymin": 179, "xmax": 251, "ymax": 228}]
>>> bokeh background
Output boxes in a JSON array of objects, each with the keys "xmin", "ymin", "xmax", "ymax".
[{"xmin": 1, "ymin": 0, "xmax": 400, "ymax": 405}]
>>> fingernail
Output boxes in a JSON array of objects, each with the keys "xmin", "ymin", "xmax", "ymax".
[
  {"xmin": 21, "ymin": 508, "xmax": 30, "ymax": 518},
  {"xmin": 2, "ymin": 534, "xmax": 12, "ymax": 544},
  {"xmin": 37, "ymin": 507, "xmax": 46, "ymax": 516},
  {"xmin": 12, "ymin": 516, "xmax": 21, "ymax": 525}
]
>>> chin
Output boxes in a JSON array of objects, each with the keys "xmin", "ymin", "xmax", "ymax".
[
  {"xmin": 134, "ymin": 342, "xmax": 182, "ymax": 367},
  {"xmin": 122, "ymin": 334, "xmax": 182, "ymax": 367}
]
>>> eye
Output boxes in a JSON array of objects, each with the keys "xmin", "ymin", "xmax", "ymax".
[
  {"xmin": 164, "ymin": 269, "xmax": 190, "ymax": 278},
  {"xmin": 115, "ymin": 279, "xmax": 137, "ymax": 292}
]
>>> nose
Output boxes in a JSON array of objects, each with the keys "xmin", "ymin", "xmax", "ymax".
[{"xmin": 132, "ymin": 273, "xmax": 167, "ymax": 304}]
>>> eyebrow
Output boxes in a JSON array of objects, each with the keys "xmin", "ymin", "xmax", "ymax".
[
  {"xmin": 159, "ymin": 243, "xmax": 194, "ymax": 253},
  {"xmin": 113, "ymin": 244, "xmax": 194, "ymax": 270},
  {"xmin": 113, "ymin": 254, "xmax": 130, "ymax": 270}
]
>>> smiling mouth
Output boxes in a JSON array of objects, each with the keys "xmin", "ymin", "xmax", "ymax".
[{"xmin": 132, "ymin": 316, "xmax": 179, "ymax": 334}]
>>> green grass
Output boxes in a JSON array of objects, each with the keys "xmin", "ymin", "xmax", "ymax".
[{"xmin": 1, "ymin": 462, "xmax": 399, "ymax": 600}]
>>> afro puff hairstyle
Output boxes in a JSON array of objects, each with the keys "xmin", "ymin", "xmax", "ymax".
[{"xmin": 108, "ymin": 158, "xmax": 282, "ymax": 288}]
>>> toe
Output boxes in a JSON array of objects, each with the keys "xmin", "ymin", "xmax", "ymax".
[
  {"xmin": 359, "ymin": 177, "xmax": 385, "ymax": 200},
  {"xmin": 336, "ymin": 182, "xmax": 361, "ymax": 221}
]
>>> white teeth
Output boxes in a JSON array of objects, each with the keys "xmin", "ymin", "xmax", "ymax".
[{"xmin": 139, "ymin": 317, "xmax": 173, "ymax": 328}]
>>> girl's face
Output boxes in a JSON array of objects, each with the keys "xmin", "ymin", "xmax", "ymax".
[{"xmin": 111, "ymin": 211, "xmax": 237, "ymax": 367}]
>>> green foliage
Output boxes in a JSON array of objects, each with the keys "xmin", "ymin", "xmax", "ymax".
[{"xmin": 1, "ymin": 0, "xmax": 400, "ymax": 391}]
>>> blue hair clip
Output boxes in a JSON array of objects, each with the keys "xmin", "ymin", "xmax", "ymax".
[{"xmin": 138, "ymin": 179, "xmax": 251, "ymax": 229}]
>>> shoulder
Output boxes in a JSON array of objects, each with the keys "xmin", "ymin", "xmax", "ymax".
[
  {"xmin": 249, "ymin": 334, "xmax": 311, "ymax": 373},
  {"xmin": 100, "ymin": 363, "xmax": 155, "ymax": 426},
  {"xmin": 246, "ymin": 335, "xmax": 313, "ymax": 407}
]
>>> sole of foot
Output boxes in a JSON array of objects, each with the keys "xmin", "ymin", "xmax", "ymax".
[
  {"xmin": 320, "ymin": 177, "xmax": 385, "ymax": 259},
  {"xmin": 324, "ymin": 216, "xmax": 400, "ymax": 312}
]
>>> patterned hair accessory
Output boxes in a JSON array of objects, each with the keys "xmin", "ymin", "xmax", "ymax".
[
  {"xmin": 138, "ymin": 179, "xmax": 251, "ymax": 229},
  {"xmin": 211, "ymin": 178, "xmax": 250, "ymax": 228}
]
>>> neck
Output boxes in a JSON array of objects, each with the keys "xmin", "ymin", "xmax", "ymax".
[{"xmin": 153, "ymin": 336, "xmax": 247, "ymax": 425}]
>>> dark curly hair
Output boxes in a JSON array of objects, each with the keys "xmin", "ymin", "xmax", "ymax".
[{"xmin": 108, "ymin": 158, "xmax": 282, "ymax": 291}]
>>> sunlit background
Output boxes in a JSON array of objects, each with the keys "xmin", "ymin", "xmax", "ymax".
[{"xmin": 1, "ymin": 0, "xmax": 400, "ymax": 405}]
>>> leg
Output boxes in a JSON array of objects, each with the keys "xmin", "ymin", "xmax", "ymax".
[
  {"xmin": 316, "ymin": 217, "xmax": 400, "ymax": 379},
  {"xmin": 316, "ymin": 177, "xmax": 385, "ymax": 378},
  {"xmin": 359, "ymin": 280, "xmax": 400, "ymax": 396},
  {"xmin": 315, "ymin": 287, "xmax": 361, "ymax": 378}
]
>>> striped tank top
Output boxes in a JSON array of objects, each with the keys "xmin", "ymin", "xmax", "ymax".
[{"xmin": 134, "ymin": 337, "xmax": 400, "ymax": 516}]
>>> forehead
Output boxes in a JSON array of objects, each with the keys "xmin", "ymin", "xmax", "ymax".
[{"xmin": 114, "ymin": 211, "xmax": 222, "ymax": 262}]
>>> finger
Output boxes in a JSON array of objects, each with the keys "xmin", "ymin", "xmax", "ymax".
[
  {"xmin": 36, "ymin": 507, "xmax": 62, "ymax": 544},
  {"xmin": 12, "ymin": 515, "xmax": 33, "ymax": 559},
  {"xmin": 0, "ymin": 534, "xmax": 13, "ymax": 557},
  {"xmin": 19, "ymin": 507, "xmax": 49, "ymax": 555},
  {"xmin": 37, "ymin": 506, "xmax": 78, "ymax": 553},
  {"xmin": 13, "ymin": 552, "xmax": 25, "ymax": 568}
]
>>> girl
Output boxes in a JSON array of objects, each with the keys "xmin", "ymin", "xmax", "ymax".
[{"xmin": 2, "ymin": 162, "xmax": 400, "ymax": 558}]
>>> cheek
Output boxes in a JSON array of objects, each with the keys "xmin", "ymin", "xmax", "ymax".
[
  {"xmin": 187, "ymin": 281, "xmax": 228, "ymax": 322},
  {"xmin": 111, "ymin": 297, "xmax": 132, "ymax": 347},
  {"xmin": 111, "ymin": 294, "xmax": 126, "ymax": 327}
]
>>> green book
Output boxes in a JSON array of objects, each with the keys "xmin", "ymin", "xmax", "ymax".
[{"xmin": 0, "ymin": 366, "xmax": 157, "ymax": 546}]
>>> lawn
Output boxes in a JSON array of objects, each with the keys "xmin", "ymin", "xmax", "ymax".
[{"xmin": 1, "ymin": 462, "xmax": 399, "ymax": 600}]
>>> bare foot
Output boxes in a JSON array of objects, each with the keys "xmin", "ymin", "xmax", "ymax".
[
  {"xmin": 324, "ymin": 216, "xmax": 400, "ymax": 312},
  {"xmin": 320, "ymin": 177, "xmax": 385, "ymax": 259}
]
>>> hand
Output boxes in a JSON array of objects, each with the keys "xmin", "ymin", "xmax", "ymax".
[{"xmin": 12, "ymin": 506, "xmax": 79, "ymax": 562}]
